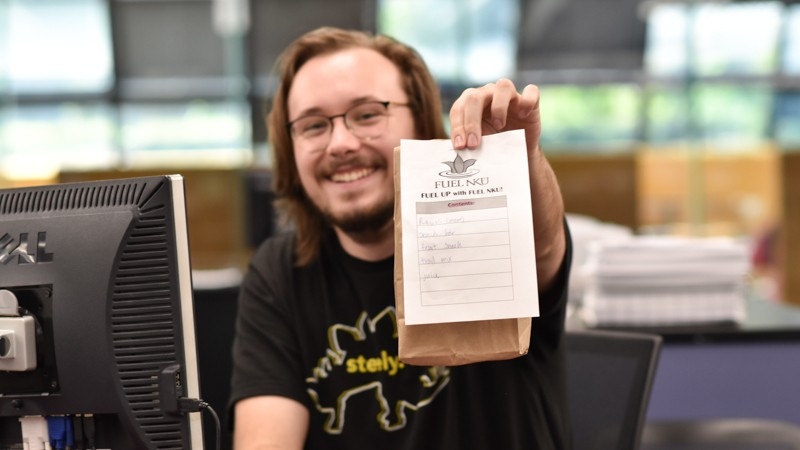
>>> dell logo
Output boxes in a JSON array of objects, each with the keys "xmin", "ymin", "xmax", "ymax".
[{"xmin": 0, "ymin": 232, "xmax": 54, "ymax": 265}]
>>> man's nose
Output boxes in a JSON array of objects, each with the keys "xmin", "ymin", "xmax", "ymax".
[{"xmin": 325, "ymin": 116, "xmax": 361, "ymax": 156}]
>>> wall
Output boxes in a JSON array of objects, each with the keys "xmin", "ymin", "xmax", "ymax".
[
  {"xmin": 781, "ymin": 152, "xmax": 800, "ymax": 305},
  {"xmin": 637, "ymin": 147, "xmax": 780, "ymax": 237},
  {"xmin": 549, "ymin": 153, "xmax": 638, "ymax": 229}
]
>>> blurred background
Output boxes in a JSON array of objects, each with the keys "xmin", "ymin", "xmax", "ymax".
[{"xmin": 1, "ymin": 0, "xmax": 799, "ymax": 304}]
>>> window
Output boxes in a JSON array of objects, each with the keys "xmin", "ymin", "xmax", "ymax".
[
  {"xmin": 775, "ymin": 92, "xmax": 800, "ymax": 148},
  {"xmin": 540, "ymin": 85, "xmax": 641, "ymax": 151},
  {"xmin": 0, "ymin": 0, "xmax": 253, "ymax": 175},
  {"xmin": 775, "ymin": 5, "xmax": 800, "ymax": 148},
  {"xmin": 643, "ymin": 1, "xmax": 783, "ymax": 149},
  {"xmin": 692, "ymin": 2, "xmax": 781, "ymax": 77},
  {"xmin": 0, "ymin": 102, "xmax": 115, "ymax": 180},
  {"xmin": 0, "ymin": 0, "xmax": 114, "ymax": 177},
  {"xmin": 785, "ymin": 5, "xmax": 800, "ymax": 75},
  {"xmin": 118, "ymin": 100, "xmax": 251, "ymax": 167},
  {"xmin": 1, "ymin": 0, "xmax": 113, "ymax": 95},
  {"xmin": 378, "ymin": 0, "xmax": 519, "ymax": 86}
]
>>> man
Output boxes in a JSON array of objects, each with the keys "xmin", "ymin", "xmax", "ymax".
[{"xmin": 230, "ymin": 27, "xmax": 571, "ymax": 449}]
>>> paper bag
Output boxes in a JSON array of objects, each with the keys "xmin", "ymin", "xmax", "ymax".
[{"xmin": 393, "ymin": 147, "xmax": 531, "ymax": 366}]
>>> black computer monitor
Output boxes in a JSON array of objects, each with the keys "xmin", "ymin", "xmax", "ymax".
[{"xmin": 0, "ymin": 175, "xmax": 204, "ymax": 449}]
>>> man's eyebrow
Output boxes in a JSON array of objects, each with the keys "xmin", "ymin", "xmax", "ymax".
[
  {"xmin": 350, "ymin": 96, "xmax": 381, "ymax": 105},
  {"xmin": 291, "ymin": 96, "xmax": 383, "ymax": 118},
  {"xmin": 291, "ymin": 106, "xmax": 325, "ymax": 119}
]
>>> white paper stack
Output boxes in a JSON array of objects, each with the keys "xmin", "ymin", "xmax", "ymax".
[
  {"xmin": 565, "ymin": 214, "xmax": 633, "ymax": 307},
  {"xmin": 581, "ymin": 236, "xmax": 751, "ymax": 327}
]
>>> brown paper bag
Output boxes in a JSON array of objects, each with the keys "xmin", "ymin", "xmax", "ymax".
[{"xmin": 393, "ymin": 147, "xmax": 531, "ymax": 366}]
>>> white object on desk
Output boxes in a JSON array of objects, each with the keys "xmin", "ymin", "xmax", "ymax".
[{"xmin": 581, "ymin": 236, "xmax": 751, "ymax": 327}]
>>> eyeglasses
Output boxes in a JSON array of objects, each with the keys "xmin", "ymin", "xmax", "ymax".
[{"xmin": 287, "ymin": 101, "xmax": 409, "ymax": 149}]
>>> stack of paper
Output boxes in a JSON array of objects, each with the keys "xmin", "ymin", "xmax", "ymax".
[
  {"xmin": 565, "ymin": 214, "xmax": 632, "ymax": 307},
  {"xmin": 580, "ymin": 236, "xmax": 751, "ymax": 327}
]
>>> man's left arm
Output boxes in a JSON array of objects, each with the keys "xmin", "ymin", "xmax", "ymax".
[{"xmin": 449, "ymin": 78, "xmax": 566, "ymax": 293}]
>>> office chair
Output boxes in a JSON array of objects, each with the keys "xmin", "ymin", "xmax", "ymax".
[
  {"xmin": 566, "ymin": 329, "xmax": 662, "ymax": 450},
  {"xmin": 193, "ymin": 269, "xmax": 242, "ymax": 450},
  {"xmin": 641, "ymin": 418, "xmax": 800, "ymax": 450}
]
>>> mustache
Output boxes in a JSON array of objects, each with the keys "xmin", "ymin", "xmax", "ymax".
[{"xmin": 316, "ymin": 153, "xmax": 388, "ymax": 178}]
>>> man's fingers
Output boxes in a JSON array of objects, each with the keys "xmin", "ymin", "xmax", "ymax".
[{"xmin": 450, "ymin": 86, "xmax": 489, "ymax": 149}]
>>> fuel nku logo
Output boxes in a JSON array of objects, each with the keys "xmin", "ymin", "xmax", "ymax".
[{"xmin": 0, "ymin": 232, "xmax": 54, "ymax": 265}]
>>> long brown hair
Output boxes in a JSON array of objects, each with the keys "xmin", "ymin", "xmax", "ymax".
[{"xmin": 268, "ymin": 27, "xmax": 448, "ymax": 266}]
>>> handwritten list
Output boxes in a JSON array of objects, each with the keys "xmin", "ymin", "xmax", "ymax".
[
  {"xmin": 416, "ymin": 197, "xmax": 512, "ymax": 306},
  {"xmin": 398, "ymin": 130, "xmax": 539, "ymax": 325}
]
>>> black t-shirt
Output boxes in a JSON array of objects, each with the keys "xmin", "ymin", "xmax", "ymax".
[{"xmin": 230, "ymin": 228, "xmax": 572, "ymax": 449}]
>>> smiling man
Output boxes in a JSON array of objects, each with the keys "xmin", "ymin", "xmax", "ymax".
[
  {"xmin": 287, "ymin": 47, "xmax": 413, "ymax": 261},
  {"xmin": 229, "ymin": 27, "xmax": 571, "ymax": 450}
]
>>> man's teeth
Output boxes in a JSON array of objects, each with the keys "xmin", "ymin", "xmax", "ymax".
[{"xmin": 331, "ymin": 168, "xmax": 373, "ymax": 183}]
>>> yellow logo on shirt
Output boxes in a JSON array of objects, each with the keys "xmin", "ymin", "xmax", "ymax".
[{"xmin": 305, "ymin": 307, "xmax": 451, "ymax": 434}]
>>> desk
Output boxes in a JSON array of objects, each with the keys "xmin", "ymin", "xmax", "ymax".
[{"xmin": 585, "ymin": 299, "xmax": 800, "ymax": 424}]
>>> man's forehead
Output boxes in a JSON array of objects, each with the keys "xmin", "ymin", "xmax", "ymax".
[{"xmin": 287, "ymin": 48, "xmax": 405, "ymax": 113}]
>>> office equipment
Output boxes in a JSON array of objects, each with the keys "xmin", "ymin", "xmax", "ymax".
[
  {"xmin": 642, "ymin": 418, "xmax": 800, "ymax": 449},
  {"xmin": 566, "ymin": 329, "xmax": 662, "ymax": 450},
  {"xmin": 0, "ymin": 175, "xmax": 204, "ymax": 449}
]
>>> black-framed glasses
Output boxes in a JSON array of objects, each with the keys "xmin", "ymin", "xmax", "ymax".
[{"xmin": 287, "ymin": 101, "xmax": 409, "ymax": 149}]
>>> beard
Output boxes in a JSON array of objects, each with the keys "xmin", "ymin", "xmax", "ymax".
[
  {"xmin": 312, "ymin": 151, "xmax": 395, "ymax": 234},
  {"xmin": 322, "ymin": 190, "xmax": 394, "ymax": 234}
]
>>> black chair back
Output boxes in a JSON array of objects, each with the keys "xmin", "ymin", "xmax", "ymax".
[
  {"xmin": 193, "ymin": 270, "xmax": 241, "ymax": 450},
  {"xmin": 566, "ymin": 329, "xmax": 662, "ymax": 450}
]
